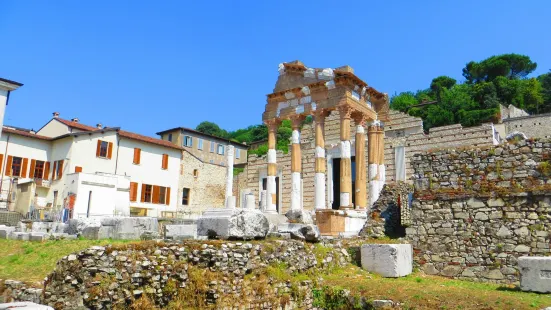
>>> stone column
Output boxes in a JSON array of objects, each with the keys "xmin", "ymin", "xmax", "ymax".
[
  {"xmin": 368, "ymin": 122, "xmax": 383, "ymax": 207},
  {"xmin": 313, "ymin": 110, "xmax": 328, "ymax": 210},
  {"xmin": 290, "ymin": 116, "xmax": 304, "ymax": 211},
  {"xmin": 265, "ymin": 120, "xmax": 279, "ymax": 214},
  {"xmin": 225, "ymin": 145, "xmax": 236, "ymax": 209},
  {"xmin": 354, "ymin": 120, "xmax": 367, "ymax": 210},
  {"xmin": 338, "ymin": 105, "xmax": 353, "ymax": 209}
]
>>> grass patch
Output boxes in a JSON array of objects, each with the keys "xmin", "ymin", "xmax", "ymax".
[
  {"xmin": 0, "ymin": 239, "xmax": 131, "ymax": 283},
  {"xmin": 323, "ymin": 266, "xmax": 550, "ymax": 310}
]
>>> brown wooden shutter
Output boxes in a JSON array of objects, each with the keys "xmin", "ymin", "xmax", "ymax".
[
  {"xmin": 0, "ymin": 154, "xmax": 3, "ymax": 174},
  {"xmin": 29, "ymin": 160, "xmax": 36, "ymax": 178},
  {"xmin": 165, "ymin": 187, "xmax": 171, "ymax": 205},
  {"xmin": 44, "ymin": 162, "xmax": 50, "ymax": 180},
  {"xmin": 52, "ymin": 161, "xmax": 57, "ymax": 180},
  {"xmin": 96, "ymin": 140, "xmax": 101, "ymax": 157},
  {"xmin": 75, "ymin": 166, "xmax": 82, "ymax": 173},
  {"xmin": 140, "ymin": 184, "xmax": 146, "ymax": 202},
  {"xmin": 6, "ymin": 156, "xmax": 13, "ymax": 176},
  {"xmin": 133, "ymin": 148, "xmax": 141, "ymax": 164},
  {"xmin": 58, "ymin": 160, "xmax": 64, "ymax": 179},
  {"xmin": 152, "ymin": 185, "xmax": 160, "ymax": 204},
  {"xmin": 129, "ymin": 182, "xmax": 137, "ymax": 202},
  {"xmin": 107, "ymin": 142, "xmax": 113, "ymax": 159},
  {"xmin": 21, "ymin": 158, "xmax": 28, "ymax": 178},
  {"xmin": 162, "ymin": 154, "xmax": 168, "ymax": 169}
]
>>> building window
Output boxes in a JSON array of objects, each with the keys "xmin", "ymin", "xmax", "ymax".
[
  {"xmin": 162, "ymin": 154, "xmax": 169, "ymax": 170},
  {"xmin": 193, "ymin": 169, "xmax": 199, "ymax": 177},
  {"xmin": 143, "ymin": 184, "xmax": 153, "ymax": 203},
  {"xmin": 236, "ymin": 148, "xmax": 240, "ymax": 159},
  {"xmin": 96, "ymin": 140, "xmax": 113, "ymax": 159},
  {"xmin": 168, "ymin": 133, "xmax": 173, "ymax": 142},
  {"xmin": 198, "ymin": 139, "xmax": 203, "ymax": 150},
  {"xmin": 183, "ymin": 136, "xmax": 193, "ymax": 147},
  {"xmin": 53, "ymin": 160, "xmax": 64, "ymax": 180},
  {"xmin": 11, "ymin": 157, "xmax": 22, "ymax": 177},
  {"xmin": 217, "ymin": 144, "xmax": 225, "ymax": 155},
  {"xmin": 182, "ymin": 188, "xmax": 190, "ymax": 205},
  {"xmin": 159, "ymin": 186, "xmax": 167, "ymax": 204},
  {"xmin": 32, "ymin": 160, "xmax": 45, "ymax": 178},
  {"xmin": 210, "ymin": 141, "xmax": 215, "ymax": 153},
  {"xmin": 133, "ymin": 148, "xmax": 141, "ymax": 164}
]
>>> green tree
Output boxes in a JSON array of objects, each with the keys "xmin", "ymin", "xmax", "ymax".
[
  {"xmin": 462, "ymin": 54, "xmax": 537, "ymax": 83},
  {"xmin": 195, "ymin": 121, "xmax": 228, "ymax": 138},
  {"xmin": 430, "ymin": 76, "xmax": 456, "ymax": 101},
  {"xmin": 390, "ymin": 92, "xmax": 417, "ymax": 111}
]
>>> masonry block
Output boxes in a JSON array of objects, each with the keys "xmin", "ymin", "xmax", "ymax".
[
  {"xmin": 361, "ymin": 244, "xmax": 412, "ymax": 277},
  {"xmin": 9, "ymin": 232, "xmax": 30, "ymax": 241},
  {"xmin": 165, "ymin": 224, "xmax": 197, "ymax": 240},
  {"xmin": 29, "ymin": 232, "xmax": 49, "ymax": 242},
  {"xmin": 519, "ymin": 256, "xmax": 551, "ymax": 293},
  {"xmin": 0, "ymin": 226, "xmax": 16, "ymax": 239}
]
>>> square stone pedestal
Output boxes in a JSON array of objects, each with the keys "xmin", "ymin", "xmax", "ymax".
[
  {"xmin": 316, "ymin": 209, "xmax": 367, "ymax": 237},
  {"xmin": 519, "ymin": 256, "xmax": 551, "ymax": 293},
  {"xmin": 361, "ymin": 244, "xmax": 412, "ymax": 277},
  {"xmin": 197, "ymin": 208, "xmax": 269, "ymax": 240}
]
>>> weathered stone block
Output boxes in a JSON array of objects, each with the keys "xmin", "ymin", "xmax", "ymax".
[
  {"xmin": 0, "ymin": 302, "xmax": 53, "ymax": 309},
  {"xmin": 285, "ymin": 209, "xmax": 313, "ymax": 224},
  {"xmin": 29, "ymin": 232, "xmax": 49, "ymax": 242},
  {"xmin": 9, "ymin": 232, "xmax": 30, "ymax": 241},
  {"xmin": 165, "ymin": 224, "xmax": 197, "ymax": 240},
  {"xmin": 361, "ymin": 244, "xmax": 412, "ymax": 277},
  {"xmin": 0, "ymin": 226, "xmax": 16, "ymax": 239},
  {"xmin": 197, "ymin": 209, "xmax": 269, "ymax": 240},
  {"xmin": 277, "ymin": 223, "xmax": 320, "ymax": 242},
  {"xmin": 519, "ymin": 256, "xmax": 551, "ymax": 293}
]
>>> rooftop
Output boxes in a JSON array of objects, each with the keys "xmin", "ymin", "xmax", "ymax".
[{"xmin": 156, "ymin": 126, "xmax": 248, "ymax": 147}]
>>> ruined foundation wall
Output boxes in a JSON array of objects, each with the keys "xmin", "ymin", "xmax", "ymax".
[
  {"xmin": 407, "ymin": 138, "xmax": 551, "ymax": 283},
  {"xmin": 503, "ymin": 113, "xmax": 551, "ymax": 140}
]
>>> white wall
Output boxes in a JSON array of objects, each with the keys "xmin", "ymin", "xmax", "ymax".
[
  {"xmin": 117, "ymin": 137, "xmax": 180, "ymax": 216},
  {"xmin": 36, "ymin": 119, "xmax": 72, "ymax": 138},
  {"xmin": 70, "ymin": 132, "xmax": 118, "ymax": 174},
  {"xmin": 67, "ymin": 172, "xmax": 130, "ymax": 218},
  {"xmin": 0, "ymin": 90, "xmax": 7, "ymax": 140}
]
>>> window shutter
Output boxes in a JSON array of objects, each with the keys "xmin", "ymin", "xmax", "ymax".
[
  {"xmin": 21, "ymin": 158, "xmax": 28, "ymax": 178},
  {"xmin": 162, "ymin": 154, "xmax": 168, "ymax": 169},
  {"xmin": 0, "ymin": 154, "xmax": 3, "ymax": 174},
  {"xmin": 29, "ymin": 160, "xmax": 36, "ymax": 178},
  {"xmin": 133, "ymin": 148, "xmax": 141, "ymax": 164},
  {"xmin": 140, "ymin": 184, "xmax": 146, "ymax": 202},
  {"xmin": 107, "ymin": 142, "xmax": 113, "ymax": 159},
  {"xmin": 96, "ymin": 140, "xmax": 101, "ymax": 157},
  {"xmin": 75, "ymin": 166, "xmax": 82, "ymax": 173},
  {"xmin": 58, "ymin": 160, "xmax": 64, "ymax": 179},
  {"xmin": 52, "ymin": 161, "xmax": 57, "ymax": 180},
  {"xmin": 152, "ymin": 185, "xmax": 160, "ymax": 204},
  {"xmin": 166, "ymin": 187, "xmax": 171, "ymax": 205},
  {"xmin": 6, "ymin": 156, "xmax": 13, "ymax": 176},
  {"xmin": 44, "ymin": 162, "xmax": 50, "ymax": 180},
  {"xmin": 129, "ymin": 182, "xmax": 137, "ymax": 202},
  {"xmin": 137, "ymin": 149, "xmax": 141, "ymax": 164}
]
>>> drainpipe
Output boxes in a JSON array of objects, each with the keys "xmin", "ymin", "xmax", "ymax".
[
  {"xmin": 114, "ymin": 133, "xmax": 121, "ymax": 175},
  {"xmin": 5, "ymin": 91, "xmax": 10, "ymax": 106},
  {"xmin": 0, "ymin": 134, "xmax": 10, "ymax": 193}
]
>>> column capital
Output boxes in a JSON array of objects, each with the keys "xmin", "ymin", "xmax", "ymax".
[
  {"xmin": 338, "ymin": 104, "xmax": 353, "ymax": 120},
  {"xmin": 312, "ymin": 109, "xmax": 330, "ymax": 123},
  {"xmin": 265, "ymin": 119, "xmax": 281, "ymax": 131},
  {"xmin": 289, "ymin": 115, "xmax": 305, "ymax": 130}
]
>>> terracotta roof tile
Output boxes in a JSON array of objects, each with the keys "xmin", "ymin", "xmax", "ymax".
[
  {"xmin": 2, "ymin": 127, "xmax": 53, "ymax": 140},
  {"xmin": 118, "ymin": 130, "xmax": 183, "ymax": 150},
  {"xmin": 56, "ymin": 118, "xmax": 98, "ymax": 131}
]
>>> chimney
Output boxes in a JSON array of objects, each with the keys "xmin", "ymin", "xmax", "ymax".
[
  {"xmin": 71, "ymin": 118, "xmax": 79, "ymax": 123},
  {"xmin": 96, "ymin": 123, "xmax": 103, "ymax": 129},
  {"xmin": 53, "ymin": 112, "xmax": 60, "ymax": 118}
]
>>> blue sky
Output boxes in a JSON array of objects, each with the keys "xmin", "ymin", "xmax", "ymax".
[{"xmin": 1, "ymin": 1, "xmax": 550, "ymax": 136}]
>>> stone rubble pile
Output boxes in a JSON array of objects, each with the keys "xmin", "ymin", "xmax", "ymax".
[{"xmin": 41, "ymin": 240, "xmax": 349, "ymax": 309}]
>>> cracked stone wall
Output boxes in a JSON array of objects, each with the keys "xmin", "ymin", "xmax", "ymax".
[{"xmin": 407, "ymin": 138, "xmax": 551, "ymax": 284}]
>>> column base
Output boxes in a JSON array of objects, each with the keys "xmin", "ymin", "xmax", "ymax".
[{"xmin": 316, "ymin": 209, "xmax": 367, "ymax": 237}]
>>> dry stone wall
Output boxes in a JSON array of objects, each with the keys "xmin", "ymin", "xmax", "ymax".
[
  {"xmin": 42, "ymin": 240, "xmax": 350, "ymax": 309},
  {"xmin": 408, "ymin": 138, "xmax": 551, "ymax": 283}
]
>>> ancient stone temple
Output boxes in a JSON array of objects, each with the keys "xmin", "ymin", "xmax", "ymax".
[{"xmin": 260, "ymin": 61, "xmax": 389, "ymax": 236}]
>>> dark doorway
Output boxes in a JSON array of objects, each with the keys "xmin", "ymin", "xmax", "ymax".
[
  {"xmin": 262, "ymin": 177, "xmax": 280, "ymax": 213},
  {"xmin": 331, "ymin": 156, "xmax": 356, "ymax": 210}
]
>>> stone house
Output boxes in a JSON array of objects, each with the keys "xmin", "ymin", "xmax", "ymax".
[{"xmin": 157, "ymin": 127, "xmax": 248, "ymax": 167}]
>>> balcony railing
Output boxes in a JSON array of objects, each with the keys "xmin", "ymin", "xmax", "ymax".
[{"xmin": 34, "ymin": 178, "xmax": 51, "ymax": 188}]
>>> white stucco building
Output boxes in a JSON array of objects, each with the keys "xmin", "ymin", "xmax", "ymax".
[
  {"xmin": 0, "ymin": 78, "xmax": 23, "ymax": 140},
  {"xmin": 1, "ymin": 113, "xmax": 182, "ymax": 219}
]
